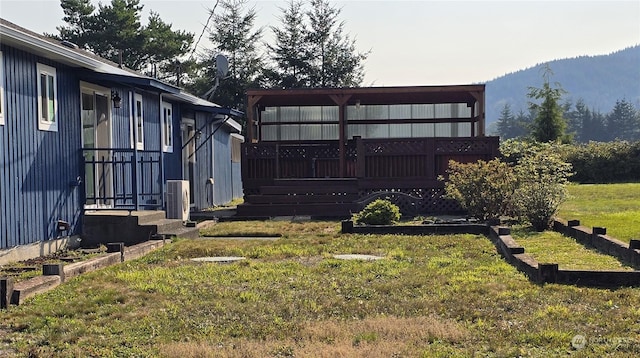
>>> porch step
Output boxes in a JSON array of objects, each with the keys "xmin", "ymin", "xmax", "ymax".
[
  {"xmin": 158, "ymin": 226, "xmax": 200, "ymax": 240},
  {"xmin": 236, "ymin": 203, "xmax": 358, "ymax": 218},
  {"xmin": 142, "ymin": 218, "xmax": 186, "ymax": 234},
  {"xmin": 82, "ymin": 211, "xmax": 199, "ymax": 247}
]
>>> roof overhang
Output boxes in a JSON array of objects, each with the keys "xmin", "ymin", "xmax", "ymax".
[
  {"xmin": 78, "ymin": 70, "xmax": 181, "ymax": 93},
  {"xmin": 247, "ymin": 85, "xmax": 485, "ymax": 107},
  {"xmin": 1, "ymin": 17, "xmax": 244, "ymax": 132}
]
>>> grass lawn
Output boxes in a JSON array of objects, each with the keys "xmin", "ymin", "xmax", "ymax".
[
  {"xmin": 558, "ymin": 183, "xmax": 640, "ymax": 243},
  {"xmin": 1, "ymin": 220, "xmax": 639, "ymax": 357},
  {"xmin": 511, "ymin": 228, "xmax": 635, "ymax": 271}
]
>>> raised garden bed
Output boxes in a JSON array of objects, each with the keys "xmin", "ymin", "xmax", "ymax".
[
  {"xmin": 1, "ymin": 240, "xmax": 168, "ymax": 308},
  {"xmin": 341, "ymin": 219, "xmax": 640, "ymax": 287}
]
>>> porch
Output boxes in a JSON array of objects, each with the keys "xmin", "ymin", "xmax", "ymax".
[
  {"xmin": 238, "ymin": 136, "xmax": 500, "ymax": 217},
  {"xmin": 238, "ymin": 85, "xmax": 500, "ymax": 218}
]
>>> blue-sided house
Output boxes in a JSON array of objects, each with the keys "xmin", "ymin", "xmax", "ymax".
[{"xmin": 0, "ymin": 18, "xmax": 243, "ymax": 257}]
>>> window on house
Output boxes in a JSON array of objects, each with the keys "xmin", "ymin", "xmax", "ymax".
[
  {"xmin": 37, "ymin": 63, "xmax": 57, "ymax": 131},
  {"xmin": 133, "ymin": 93, "xmax": 144, "ymax": 149},
  {"xmin": 231, "ymin": 134, "xmax": 243, "ymax": 163},
  {"xmin": 162, "ymin": 102, "xmax": 173, "ymax": 152},
  {"xmin": 0, "ymin": 51, "xmax": 4, "ymax": 125}
]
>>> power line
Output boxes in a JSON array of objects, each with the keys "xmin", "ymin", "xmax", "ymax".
[{"xmin": 189, "ymin": 0, "xmax": 220, "ymax": 61}]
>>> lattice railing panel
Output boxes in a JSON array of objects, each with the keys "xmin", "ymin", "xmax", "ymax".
[
  {"xmin": 357, "ymin": 188, "xmax": 463, "ymax": 215},
  {"xmin": 435, "ymin": 138, "xmax": 498, "ymax": 154},
  {"xmin": 364, "ymin": 140, "xmax": 426, "ymax": 155}
]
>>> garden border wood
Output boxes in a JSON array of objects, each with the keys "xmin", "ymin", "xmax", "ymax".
[
  {"xmin": 1, "ymin": 239, "xmax": 168, "ymax": 308},
  {"xmin": 341, "ymin": 220, "xmax": 640, "ymax": 287}
]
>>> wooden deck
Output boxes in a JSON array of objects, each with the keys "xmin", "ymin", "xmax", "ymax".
[
  {"xmin": 239, "ymin": 85, "xmax": 498, "ymax": 218},
  {"xmin": 237, "ymin": 137, "xmax": 500, "ymax": 217}
]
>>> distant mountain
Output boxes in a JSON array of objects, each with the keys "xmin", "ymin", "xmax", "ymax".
[{"xmin": 485, "ymin": 45, "xmax": 640, "ymax": 133}]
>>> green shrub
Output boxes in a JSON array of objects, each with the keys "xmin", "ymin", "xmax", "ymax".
[
  {"xmin": 511, "ymin": 150, "xmax": 573, "ymax": 231},
  {"xmin": 558, "ymin": 141, "xmax": 640, "ymax": 183},
  {"xmin": 443, "ymin": 142, "xmax": 573, "ymax": 230},
  {"xmin": 442, "ymin": 159, "xmax": 517, "ymax": 222},
  {"xmin": 353, "ymin": 199, "xmax": 401, "ymax": 225}
]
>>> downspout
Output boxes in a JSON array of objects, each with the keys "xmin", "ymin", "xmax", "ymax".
[
  {"xmin": 159, "ymin": 93, "xmax": 165, "ymax": 211},
  {"xmin": 131, "ymin": 90, "xmax": 139, "ymax": 211}
]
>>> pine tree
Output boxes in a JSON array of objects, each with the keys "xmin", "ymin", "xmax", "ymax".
[
  {"xmin": 55, "ymin": 0, "xmax": 95, "ymax": 44},
  {"xmin": 528, "ymin": 65, "xmax": 568, "ymax": 142},
  {"xmin": 606, "ymin": 98, "xmax": 639, "ymax": 141},
  {"xmin": 191, "ymin": 0, "xmax": 265, "ymax": 125},
  {"xmin": 304, "ymin": 0, "xmax": 367, "ymax": 88},
  {"xmin": 496, "ymin": 103, "xmax": 516, "ymax": 139},
  {"xmin": 266, "ymin": 0, "xmax": 311, "ymax": 88},
  {"xmin": 55, "ymin": 0, "xmax": 193, "ymax": 76}
]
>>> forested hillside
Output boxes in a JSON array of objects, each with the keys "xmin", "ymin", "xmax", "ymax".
[{"xmin": 486, "ymin": 45, "xmax": 640, "ymax": 131}]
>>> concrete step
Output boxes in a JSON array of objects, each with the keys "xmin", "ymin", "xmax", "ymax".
[
  {"xmin": 133, "ymin": 210, "xmax": 168, "ymax": 225},
  {"xmin": 143, "ymin": 218, "xmax": 186, "ymax": 233},
  {"xmin": 158, "ymin": 226, "xmax": 200, "ymax": 239}
]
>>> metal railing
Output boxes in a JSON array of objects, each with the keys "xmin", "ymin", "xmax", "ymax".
[{"xmin": 82, "ymin": 148, "xmax": 163, "ymax": 210}]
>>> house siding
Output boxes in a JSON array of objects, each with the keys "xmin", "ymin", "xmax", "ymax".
[
  {"xmin": 188, "ymin": 113, "xmax": 241, "ymax": 210},
  {"xmin": 0, "ymin": 45, "xmax": 83, "ymax": 248},
  {"xmin": 1, "ymin": 20, "xmax": 243, "ymax": 250}
]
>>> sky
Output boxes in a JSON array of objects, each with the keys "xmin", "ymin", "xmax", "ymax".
[{"xmin": 1, "ymin": 0, "xmax": 639, "ymax": 86}]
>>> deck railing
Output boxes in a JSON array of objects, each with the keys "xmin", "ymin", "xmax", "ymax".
[
  {"xmin": 82, "ymin": 148, "xmax": 163, "ymax": 210},
  {"xmin": 243, "ymin": 137, "xmax": 500, "ymax": 182},
  {"xmin": 241, "ymin": 136, "xmax": 500, "ymax": 214}
]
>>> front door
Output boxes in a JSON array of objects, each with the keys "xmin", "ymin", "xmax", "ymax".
[
  {"xmin": 181, "ymin": 119, "xmax": 196, "ymax": 206},
  {"xmin": 81, "ymin": 83, "xmax": 113, "ymax": 208}
]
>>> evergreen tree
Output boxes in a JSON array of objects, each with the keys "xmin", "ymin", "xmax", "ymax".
[
  {"xmin": 55, "ymin": 0, "xmax": 94, "ymax": 43},
  {"xmin": 528, "ymin": 65, "xmax": 568, "ymax": 142},
  {"xmin": 514, "ymin": 109, "xmax": 533, "ymax": 139},
  {"xmin": 266, "ymin": 0, "xmax": 311, "ymax": 88},
  {"xmin": 304, "ymin": 0, "xmax": 367, "ymax": 87},
  {"xmin": 55, "ymin": 0, "xmax": 193, "ymax": 77},
  {"xmin": 563, "ymin": 99, "xmax": 588, "ymax": 142},
  {"xmin": 496, "ymin": 103, "xmax": 516, "ymax": 139},
  {"xmin": 585, "ymin": 110, "xmax": 608, "ymax": 142},
  {"xmin": 606, "ymin": 98, "xmax": 639, "ymax": 141},
  {"xmin": 191, "ymin": 0, "xmax": 265, "ymax": 125},
  {"xmin": 142, "ymin": 12, "xmax": 194, "ymax": 82}
]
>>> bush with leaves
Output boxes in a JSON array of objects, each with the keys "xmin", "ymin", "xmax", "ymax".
[
  {"xmin": 442, "ymin": 159, "xmax": 517, "ymax": 222},
  {"xmin": 443, "ymin": 142, "xmax": 573, "ymax": 230},
  {"xmin": 511, "ymin": 150, "xmax": 573, "ymax": 231},
  {"xmin": 558, "ymin": 140, "xmax": 640, "ymax": 183},
  {"xmin": 353, "ymin": 199, "xmax": 401, "ymax": 225}
]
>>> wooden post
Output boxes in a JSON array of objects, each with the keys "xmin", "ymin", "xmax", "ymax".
[
  {"xmin": 43, "ymin": 263, "xmax": 65, "ymax": 283},
  {"xmin": 593, "ymin": 227, "xmax": 607, "ymax": 235},
  {"xmin": 567, "ymin": 220, "xmax": 580, "ymax": 227},
  {"xmin": 107, "ymin": 242, "xmax": 125, "ymax": 262},
  {"xmin": 328, "ymin": 94, "xmax": 352, "ymax": 178},
  {"xmin": 338, "ymin": 102, "xmax": 346, "ymax": 177},
  {"xmin": 355, "ymin": 136, "xmax": 364, "ymax": 178},
  {"xmin": 341, "ymin": 220, "xmax": 354, "ymax": 234},
  {"xmin": 538, "ymin": 263, "xmax": 559, "ymax": 284},
  {"xmin": 1, "ymin": 277, "xmax": 13, "ymax": 309}
]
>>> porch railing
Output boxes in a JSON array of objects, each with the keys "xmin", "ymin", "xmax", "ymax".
[
  {"xmin": 82, "ymin": 148, "xmax": 163, "ymax": 210},
  {"xmin": 242, "ymin": 137, "xmax": 500, "ymax": 182}
]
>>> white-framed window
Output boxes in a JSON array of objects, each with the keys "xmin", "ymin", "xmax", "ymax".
[
  {"xmin": 0, "ymin": 51, "xmax": 5, "ymax": 125},
  {"xmin": 161, "ymin": 102, "xmax": 173, "ymax": 152},
  {"xmin": 133, "ymin": 93, "xmax": 144, "ymax": 150},
  {"xmin": 37, "ymin": 63, "xmax": 58, "ymax": 131}
]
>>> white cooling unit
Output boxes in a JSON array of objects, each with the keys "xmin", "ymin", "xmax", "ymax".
[{"xmin": 166, "ymin": 180, "xmax": 190, "ymax": 221}]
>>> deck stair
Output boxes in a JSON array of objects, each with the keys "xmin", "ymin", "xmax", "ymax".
[
  {"xmin": 236, "ymin": 178, "xmax": 360, "ymax": 217},
  {"xmin": 82, "ymin": 210, "xmax": 199, "ymax": 247}
]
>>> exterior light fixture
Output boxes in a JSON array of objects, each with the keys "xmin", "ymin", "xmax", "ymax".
[{"xmin": 111, "ymin": 90, "xmax": 122, "ymax": 109}]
